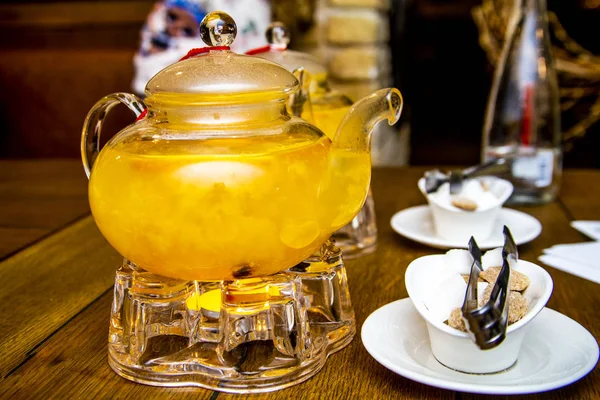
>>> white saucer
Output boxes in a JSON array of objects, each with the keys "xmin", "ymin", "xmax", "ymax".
[
  {"xmin": 390, "ymin": 205, "xmax": 541, "ymax": 249},
  {"xmin": 361, "ymin": 298, "xmax": 599, "ymax": 395}
]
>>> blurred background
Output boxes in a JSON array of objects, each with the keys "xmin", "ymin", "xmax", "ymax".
[{"xmin": 0, "ymin": 0, "xmax": 598, "ymax": 167}]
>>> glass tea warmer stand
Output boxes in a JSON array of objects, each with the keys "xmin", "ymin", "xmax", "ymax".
[
  {"xmin": 81, "ymin": 12, "xmax": 402, "ymax": 393},
  {"xmin": 247, "ymin": 22, "xmax": 381, "ymax": 258}
]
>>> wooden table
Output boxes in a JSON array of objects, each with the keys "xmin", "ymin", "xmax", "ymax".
[{"xmin": 0, "ymin": 160, "xmax": 598, "ymax": 399}]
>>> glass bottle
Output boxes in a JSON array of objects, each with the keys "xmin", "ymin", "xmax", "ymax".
[{"xmin": 482, "ymin": 0, "xmax": 561, "ymax": 204}]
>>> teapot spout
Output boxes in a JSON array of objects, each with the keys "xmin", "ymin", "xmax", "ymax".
[
  {"xmin": 319, "ymin": 88, "xmax": 402, "ymax": 232},
  {"xmin": 333, "ymin": 88, "xmax": 403, "ymax": 152}
]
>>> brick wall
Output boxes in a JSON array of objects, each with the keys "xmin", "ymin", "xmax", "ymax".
[{"xmin": 292, "ymin": 0, "xmax": 409, "ymax": 166}]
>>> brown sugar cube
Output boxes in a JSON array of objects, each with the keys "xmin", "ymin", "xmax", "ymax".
[
  {"xmin": 451, "ymin": 196, "xmax": 478, "ymax": 211},
  {"xmin": 478, "ymin": 286, "xmax": 529, "ymax": 324},
  {"xmin": 448, "ymin": 307, "xmax": 467, "ymax": 332},
  {"xmin": 479, "ymin": 283, "xmax": 493, "ymax": 307},
  {"xmin": 480, "ymin": 266, "xmax": 530, "ymax": 291},
  {"xmin": 507, "ymin": 291, "xmax": 528, "ymax": 324}
]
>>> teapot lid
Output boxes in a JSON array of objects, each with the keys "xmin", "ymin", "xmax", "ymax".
[
  {"xmin": 145, "ymin": 12, "xmax": 299, "ymax": 101},
  {"xmin": 247, "ymin": 22, "xmax": 328, "ymax": 79}
]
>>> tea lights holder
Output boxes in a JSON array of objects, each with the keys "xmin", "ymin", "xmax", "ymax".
[{"xmin": 108, "ymin": 242, "xmax": 355, "ymax": 393}]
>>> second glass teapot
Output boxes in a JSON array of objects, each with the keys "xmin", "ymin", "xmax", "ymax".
[
  {"xmin": 82, "ymin": 12, "xmax": 402, "ymax": 282},
  {"xmin": 247, "ymin": 22, "xmax": 388, "ymax": 257},
  {"xmin": 246, "ymin": 22, "xmax": 354, "ymax": 140}
]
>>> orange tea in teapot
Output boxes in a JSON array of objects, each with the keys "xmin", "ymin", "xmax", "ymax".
[
  {"xmin": 89, "ymin": 130, "xmax": 370, "ymax": 281},
  {"xmin": 311, "ymin": 104, "xmax": 351, "ymax": 140}
]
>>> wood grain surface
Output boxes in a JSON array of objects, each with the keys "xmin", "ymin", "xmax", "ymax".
[
  {"xmin": 0, "ymin": 217, "xmax": 121, "ymax": 378},
  {"xmin": 0, "ymin": 162, "xmax": 598, "ymax": 400},
  {"xmin": 0, "ymin": 160, "xmax": 89, "ymax": 259},
  {"xmin": 558, "ymin": 169, "xmax": 600, "ymax": 221}
]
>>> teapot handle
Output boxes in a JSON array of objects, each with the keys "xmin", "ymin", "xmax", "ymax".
[
  {"xmin": 81, "ymin": 93, "xmax": 146, "ymax": 178},
  {"xmin": 289, "ymin": 67, "xmax": 314, "ymax": 123}
]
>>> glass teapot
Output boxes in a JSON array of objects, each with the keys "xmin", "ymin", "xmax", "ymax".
[
  {"xmin": 247, "ymin": 22, "xmax": 354, "ymax": 139},
  {"xmin": 248, "ymin": 22, "xmax": 390, "ymax": 257},
  {"xmin": 82, "ymin": 12, "xmax": 402, "ymax": 282}
]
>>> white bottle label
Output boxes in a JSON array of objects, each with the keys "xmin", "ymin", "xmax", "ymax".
[{"xmin": 512, "ymin": 150, "xmax": 554, "ymax": 187}]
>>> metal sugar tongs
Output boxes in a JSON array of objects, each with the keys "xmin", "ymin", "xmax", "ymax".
[
  {"xmin": 462, "ymin": 226, "xmax": 516, "ymax": 350},
  {"xmin": 424, "ymin": 158, "xmax": 507, "ymax": 195}
]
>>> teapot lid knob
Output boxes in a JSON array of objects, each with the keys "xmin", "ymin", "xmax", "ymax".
[
  {"xmin": 200, "ymin": 11, "xmax": 237, "ymax": 47},
  {"xmin": 266, "ymin": 22, "xmax": 290, "ymax": 50}
]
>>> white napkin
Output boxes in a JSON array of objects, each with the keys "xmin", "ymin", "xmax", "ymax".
[
  {"xmin": 538, "ymin": 222, "xmax": 600, "ymax": 284},
  {"xmin": 571, "ymin": 221, "xmax": 600, "ymax": 241}
]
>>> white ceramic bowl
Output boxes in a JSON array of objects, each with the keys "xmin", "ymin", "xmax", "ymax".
[
  {"xmin": 418, "ymin": 176, "xmax": 513, "ymax": 243},
  {"xmin": 405, "ymin": 254, "xmax": 553, "ymax": 374}
]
